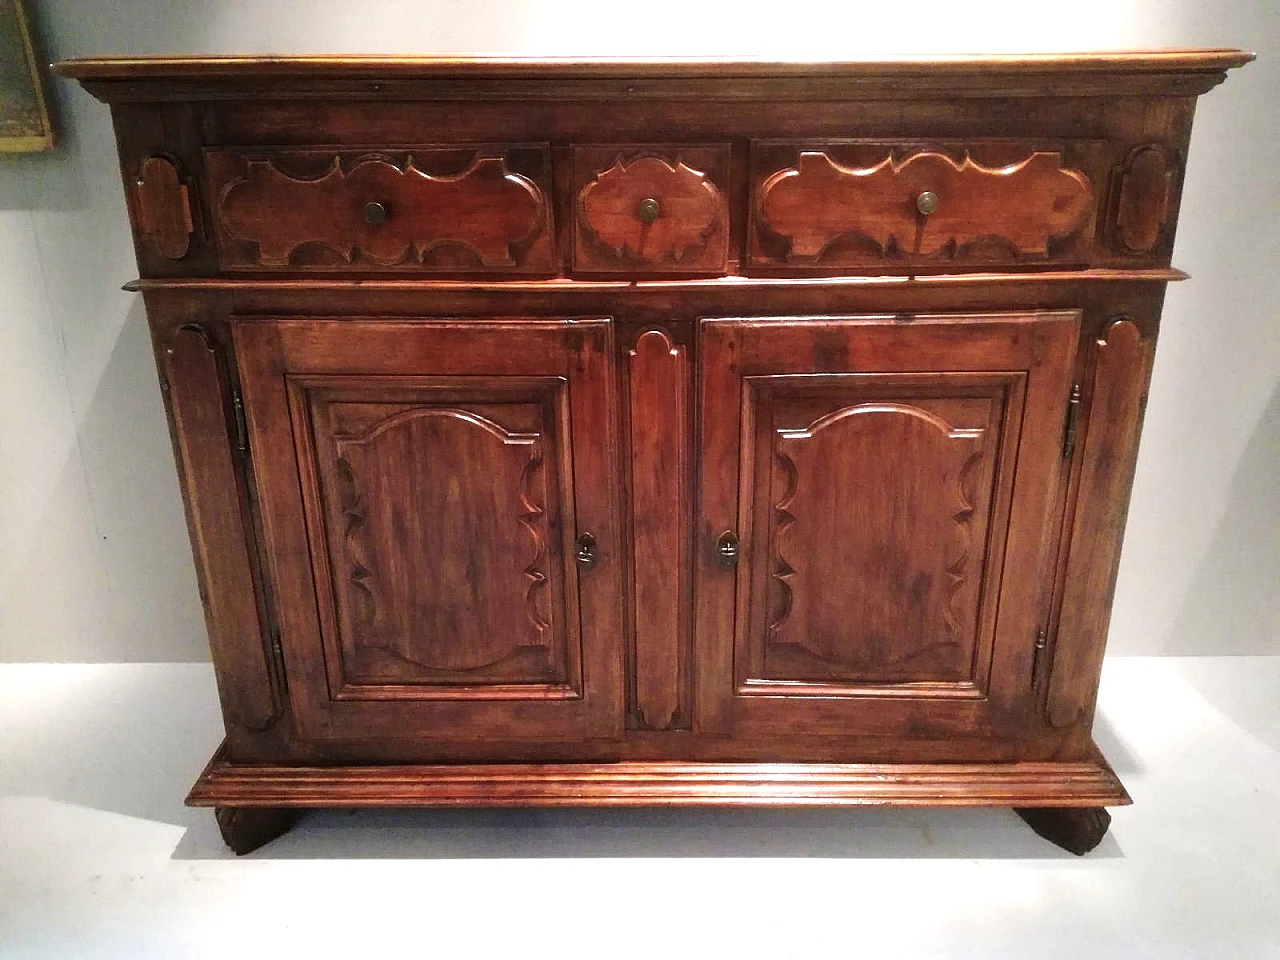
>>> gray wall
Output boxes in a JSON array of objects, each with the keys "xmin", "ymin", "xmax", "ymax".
[{"xmin": 1, "ymin": 0, "xmax": 1275, "ymax": 662}]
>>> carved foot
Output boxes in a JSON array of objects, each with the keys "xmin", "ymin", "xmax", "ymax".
[
  {"xmin": 1015, "ymin": 806, "xmax": 1112, "ymax": 855},
  {"xmin": 214, "ymin": 806, "xmax": 301, "ymax": 855}
]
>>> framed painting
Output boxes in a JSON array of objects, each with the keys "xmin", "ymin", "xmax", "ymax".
[{"xmin": 0, "ymin": 0, "xmax": 53, "ymax": 152}]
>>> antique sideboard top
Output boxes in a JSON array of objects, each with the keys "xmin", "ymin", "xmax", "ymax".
[{"xmin": 56, "ymin": 49, "xmax": 1254, "ymax": 101}]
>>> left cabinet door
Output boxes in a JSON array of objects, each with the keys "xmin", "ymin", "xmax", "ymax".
[{"xmin": 233, "ymin": 318, "xmax": 623, "ymax": 747}]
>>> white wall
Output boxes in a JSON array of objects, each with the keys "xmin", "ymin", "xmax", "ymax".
[{"xmin": 1, "ymin": 0, "xmax": 1275, "ymax": 662}]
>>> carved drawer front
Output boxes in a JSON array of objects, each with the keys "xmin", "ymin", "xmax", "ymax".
[
  {"xmin": 233, "ymin": 318, "xmax": 623, "ymax": 747},
  {"xmin": 572, "ymin": 144, "xmax": 730, "ymax": 275},
  {"xmin": 207, "ymin": 145, "xmax": 555, "ymax": 273},
  {"xmin": 750, "ymin": 141, "xmax": 1099, "ymax": 270}
]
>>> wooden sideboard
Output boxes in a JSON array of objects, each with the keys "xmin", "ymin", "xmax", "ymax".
[{"xmin": 57, "ymin": 51, "xmax": 1252, "ymax": 855}]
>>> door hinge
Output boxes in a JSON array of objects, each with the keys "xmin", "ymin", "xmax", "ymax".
[
  {"xmin": 1062, "ymin": 384, "xmax": 1082, "ymax": 459},
  {"xmin": 1031, "ymin": 627, "xmax": 1049, "ymax": 688},
  {"xmin": 231, "ymin": 390, "xmax": 249, "ymax": 459},
  {"xmin": 269, "ymin": 627, "xmax": 288, "ymax": 692}
]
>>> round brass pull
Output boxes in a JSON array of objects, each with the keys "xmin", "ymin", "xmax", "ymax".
[
  {"xmin": 362, "ymin": 201, "xmax": 388, "ymax": 226},
  {"xmin": 636, "ymin": 197, "xmax": 661, "ymax": 223},
  {"xmin": 916, "ymin": 191, "xmax": 939, "ymax": 216}
]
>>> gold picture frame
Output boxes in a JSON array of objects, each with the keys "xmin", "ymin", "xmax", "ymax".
[{"xmin": 1, "ymin": 0, "xmax": 54, "ymax": 152}]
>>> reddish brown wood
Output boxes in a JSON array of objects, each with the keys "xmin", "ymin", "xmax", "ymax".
[
  {"xmin": 134, "ymin": 155, "xmax": 193, "ymax": 259},
  {"xmin": 56, "ymin": 50, "xmax": 1254, "ymax": 101},
  {"xmin": 58, "ymin": 53, "xmax": 1249, "ymax": 855},
  {"xmin": 234, "ymin": 319, "xmax": 623, "ymax": 744},
  {"xmin": 754, "ymin": 148, "xmax": 1094, "ymax": 265},
  {"xmin": 697, "ymin": 313, "xmax": 1076, "ymax": 739},
  {"xmin": 627, "ymin": 329, "xmax": 690, "ymax": 730},
  {"xmin": 209, "ymin": 147, "xmax": 554, "ymax": 272},
  {"xmin": 1048, "ymin": 318, "xmax": 1150, "ymax": 729},
  {"xmin": 573, "ymin": 145, "xmax": 729, "ymax": 274},
  {"xmin": 1114, "ymin": 146, "xmax": 1173, "ymax": 253},
  {"xmin": 190, "ymin": 747, "xmax": 1129, "ymax": 808},
  {"xmin": 160, "ymin": 323, "xmax": 278, "ymax": 731}
]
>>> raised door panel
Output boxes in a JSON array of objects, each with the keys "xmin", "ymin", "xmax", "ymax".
[
  {"xmin": 745, "ymin": 377, "xmax": 1010, "ymax": 693},
  {"xmin": 234, "ymin": 319, "xmax": 622, "ymax": 747},
  {"xmin": 303, "ymin": 381, "xmax": 574, "ymax": 697},
  {"xmin": 696, "ymin": 313, "xmax": 1079, "ymax": 741}
]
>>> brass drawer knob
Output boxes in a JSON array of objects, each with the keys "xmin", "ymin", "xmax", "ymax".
[
  {"xmin": 636, "ymin": 197, "xmax": 661, "ymax": 223},
  {"xmin": 916, "ymin": 190, "xmax": 939, "ymax": 216},
  {"xmin": 362, "ymin": 201, "xmax": 388, "ymax": 225}
]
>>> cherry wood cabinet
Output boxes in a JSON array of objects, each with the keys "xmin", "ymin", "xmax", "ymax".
[{"xmin": 57, "ymin": 50, "xmax": 1251, "ymax": 855}]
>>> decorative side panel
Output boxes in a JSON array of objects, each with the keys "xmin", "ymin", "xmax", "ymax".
[
  {"xmin": 1049, "ymin": 319, "xmax": 1149, "ymax": 728},
  {"xmin": 135, "ymin": 155, "xmax": 194, "ymax": 260},
  {"xmin": 572, "ymin": 144, "xmax": 730, "ymax": 274},
  {"xmin": 748, "ymin": 387, "xmax": 1003, "ymax": 690},
  {"xmin": 161, "ymin": 323, "xmax": 277, "ymax": 730},
  {"xmin": 627, "ymin": 330, "xmax": 690, "ymax": 730},
  {"xmin": 1112, "ymin": 145, "xmax": 1174, "ymax": 254},
  {"xmin": 752, "ymin": 146, "xmax": 1095, "ymax": 265},
  {"xmin": 208, "ymin": 146, "xmax": 555, "ymax": 272},
  {"xmin": 299, "ymin": 380, "xmax": 578, "ymax": 699}
]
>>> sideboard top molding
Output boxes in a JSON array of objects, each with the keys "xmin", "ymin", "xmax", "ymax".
[{"xmin": 55, "ymin": 50, "xmax": 1254, "ymax": 103}]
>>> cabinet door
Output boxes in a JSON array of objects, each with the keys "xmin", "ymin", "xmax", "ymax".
[
  {"xmin": 696, "ymin": 312, "xmax": 1078, "ymax": 741},
  {"xmin": 234, "ymin": 318, "xmax": 622, "ymax": 745}
]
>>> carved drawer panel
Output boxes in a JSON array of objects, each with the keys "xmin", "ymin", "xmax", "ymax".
[
  {"xmin": 572, "ymin": 144, "xmax": 730, "ymax": 275},
  {"xmin": 750, "ymin": 140, "xmax": 1101, "ymax": 271},
  {"xmin": 207, "ymin": 145, "xmax": 556, "ymax": 273}
]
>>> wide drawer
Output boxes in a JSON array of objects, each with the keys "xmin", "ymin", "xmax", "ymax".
[
  {"xmin": 749, "ymin": 140, "xmax": 1103, "ymax": 271},
  {"xmin": 206, "ymin": 144, "xmax": 556, "ymax": 273},
  {"xmin": 571, "ymin": 144, "xmax": 730, "ymax": 276}
]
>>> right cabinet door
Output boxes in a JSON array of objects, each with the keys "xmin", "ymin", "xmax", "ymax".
[{"xmin": 696, "ymin": 312, "xmax": 1079, "ymax": 742}]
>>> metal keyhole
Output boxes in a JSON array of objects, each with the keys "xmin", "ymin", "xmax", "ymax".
[{"xmin": 575, "ymin": 532, "xmax": 598, "ymax": 567}]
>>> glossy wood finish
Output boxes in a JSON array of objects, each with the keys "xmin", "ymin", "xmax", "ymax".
[
  {"xmin": 234, "ymin": 318, "xmax": 623, "ymax": 744},
  {"xmin": 190, "ymin": 747, "xmax": 1128, "ymax": 808},
  {"xmin": 159, "ymin": 323, "xmax": 279, "ymax": 733},
  {"xmin": 754, "ymin": 147, "xmax": 1094, "ymax": 266},
  {"xmin": 208, "ymin": 146, "xmax": 554, "ymax": 272},
  {"xmin": 627, "ymin": 329, "xmax": 691, "ymax": 730},
  {"xmin": 573, "ymin": 145, "xmax": 729, "ymax": 274},
  {"xmin": 59, "ymin": 52, "xmax": 1249, "ymax": 853},
  {"xmin": 697, "ymin": 313, "xmax": 1076, "ymax": 738}
]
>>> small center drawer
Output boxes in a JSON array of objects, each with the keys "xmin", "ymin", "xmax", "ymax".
[
  {"xmin": 571, "ymin": 144, "xmax": 730, "ymax": 276},
  {"xmin": 749, "ymin": 140, "xmax": 1101, "ymax": 271},
  {"xmin": 206, "ymin": 144, "xmax": 556, "ymax": 273}
]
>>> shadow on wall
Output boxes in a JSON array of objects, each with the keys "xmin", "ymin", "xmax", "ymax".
[{"xmin": 1162, "ymin": 383, "xmax": 1280, "ymax": 656}]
